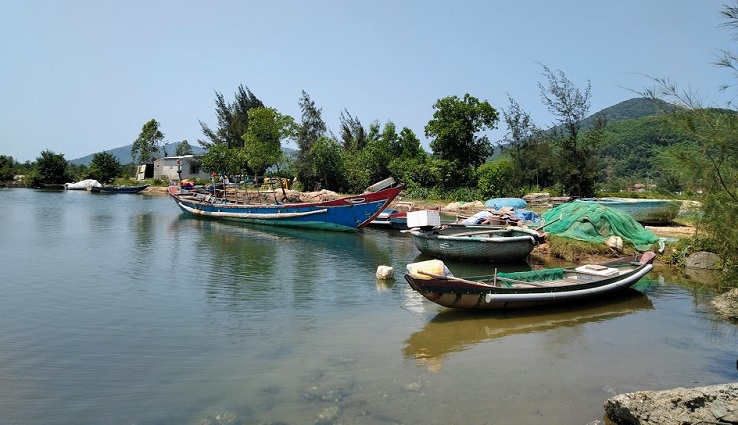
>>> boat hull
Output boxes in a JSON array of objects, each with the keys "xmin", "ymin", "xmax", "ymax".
[
  {"xmin": 168, "ymin": 184, "xmax": 403, "ymax": 231},
  {"xmin": 91, "ymin": 185, "xmax": 149, "ymax": 193},
  {"xmin": 404, "ymin": 253, "xmax": 656, "ymax": 310},
  {"xmin": 410, "ymin": 226, "xmax": 539, "ymax": 262},
  {"xmin": 580, "ymin": 198, "xmax": 682, "ymax": 224}
]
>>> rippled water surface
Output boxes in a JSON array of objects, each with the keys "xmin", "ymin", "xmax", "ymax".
[{"xmin": 0, "ymin": 188, "xmax": 736, "ymax": 425}]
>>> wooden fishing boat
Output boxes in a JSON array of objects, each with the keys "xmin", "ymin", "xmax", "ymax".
[
  {"xmin": 404, "ymin": 251, "xmax": 656, "ymax": 310},
  {"xmin": 409, "ymin": 225, "xmax": 542, "ymax": 262},
  {"xmin": 168, "ymin": 179, "xmax": 403, "ymax": 231},
  {"xmin": 578, "ymin": 198, "xmax": 682, "ymax": 225},
  {"xmin": 90, "ymin": 184, "xmax": 149, "ymax": 193}
]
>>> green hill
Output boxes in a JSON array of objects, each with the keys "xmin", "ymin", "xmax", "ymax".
[{"xmin": 69, "ymin": 142, "xmax": 206, "ymax": 166}]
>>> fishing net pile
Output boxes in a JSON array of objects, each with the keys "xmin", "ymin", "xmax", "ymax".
[{"xmin": 540, "ymin": 201, "xmax": 659, "ymax": 252}]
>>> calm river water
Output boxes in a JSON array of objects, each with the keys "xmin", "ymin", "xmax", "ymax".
[{"xmin": 1, "ymin": 188, "xmax": 736, "ymax": 425}]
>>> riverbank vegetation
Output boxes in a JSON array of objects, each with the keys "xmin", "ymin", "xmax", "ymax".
[{"xmin": 3, "ymin": 2, "xmax": 738, "ymax": 282}]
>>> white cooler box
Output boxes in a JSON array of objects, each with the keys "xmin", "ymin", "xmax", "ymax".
[{"xmin": 407, "ymin": 209, "xmax": 441, "ymax": 228}]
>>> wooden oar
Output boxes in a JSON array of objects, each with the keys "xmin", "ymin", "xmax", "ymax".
[
  {"xmin": 448, "ymin": 228, "xmax": 512, "ymax": 237},
  {"xmin": 535, "ymin": 214, "xmax": 562, "ymax": 231},
  {"xmin": 415, "ymin": 270, "xmax": 550, "ymax": 287},
  {"xmin": 416, "ymin": 270, "xmax": 494, "ymax": 286}
]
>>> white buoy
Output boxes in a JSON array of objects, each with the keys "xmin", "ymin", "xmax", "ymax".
[{"xmin": 376, "ymin": 265, "xmax": 394, "ymax": 280}]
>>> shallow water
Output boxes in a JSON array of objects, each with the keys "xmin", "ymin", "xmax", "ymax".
[{"xmin": 0, "ymin": 188, "xmax": 736, "ymax": 425}]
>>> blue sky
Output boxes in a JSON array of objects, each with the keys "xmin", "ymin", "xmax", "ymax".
[{"xmin": 1, "ymin": 0, "xmax": 735, "ymax": 163}]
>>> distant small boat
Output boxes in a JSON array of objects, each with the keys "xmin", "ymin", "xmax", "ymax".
[
  {"xmin": 369, "ymin": 203, "xmax": 428, "ymax": 230},
  {"xmin": 90, "ymin": 184, "xmax": 149, "ymax": 194},
  {"xmin": 404, "ymin": 251, "xmax": 656, "ymax": 310},
  {"xmin": 408, "ymin": 225, "xmax": 542, "ymax": 262},
  {"xmin": 578, "ymin": 198, "xmax": 682, "ymax": 225},
  {"xmin": 64, "ymin": 179, "xmax": 101, "ymax": 190},
  {"xmin": 368, "ymin": 208, "xmax": 398, "ymax": 227}
]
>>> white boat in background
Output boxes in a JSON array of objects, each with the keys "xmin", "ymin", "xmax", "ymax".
[{"xmin": 64, "ymin": 179, "xmax": 102, "ymax": 190}]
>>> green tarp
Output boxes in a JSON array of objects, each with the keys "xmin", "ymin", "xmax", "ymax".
[{"xmin": 540, "ymin": 201, "xmax": 659, "ymax": 252}]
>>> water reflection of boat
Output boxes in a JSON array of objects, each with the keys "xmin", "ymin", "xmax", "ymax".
[
  {"xmin": 403, "ymin": 289, "xmax": 654, "ymax": 371},
  {"xmin": 171, "ymin": 215, "xmax": 391, "ymax": 268}
]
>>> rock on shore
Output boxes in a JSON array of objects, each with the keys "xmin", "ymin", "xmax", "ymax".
[
  {"xmin": 604, "ymin": 382, "xmax": 738, "ymax": 424},
  {"xmin": 712, "ymin": 288, "xmax": 738, "ymax": 321}
]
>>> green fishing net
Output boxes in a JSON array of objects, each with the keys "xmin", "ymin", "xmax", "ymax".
[{"xmin": 540, "ymin": 201, "xmax": 659, "ymax": 252}]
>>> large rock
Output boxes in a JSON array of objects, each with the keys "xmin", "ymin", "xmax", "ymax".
[
  {"xmin": 712, "ymin": 288, "xmax": 738, "ymax": 321},
  {"xmin": 685, "ymin": 251, "xmax": 722, "ymax": 270},
  {"xmin": 604, "ymin": 383, "xmax": 738, "ymax": 424}
]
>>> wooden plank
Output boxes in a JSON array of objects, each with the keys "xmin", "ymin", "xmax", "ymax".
[{"xmin": 452, "ymin": 228, "xmax": 512, "ymax": 237}]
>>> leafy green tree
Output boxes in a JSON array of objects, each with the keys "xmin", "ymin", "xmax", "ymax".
[
  {"xmin": 538, "ymin": 65, "xmax": 603, "ymax": 197},
  {"xmin": 389, "ymin": 127, "xmax": 423, "ymax": 159},
  {"xmin": 295, "ymin": 91, "xmax": 328, "ymax": 189},
  {"xmin": 175, "ymin": 140, "xmax": 193, "ymax": 156},
  {"xmin": 242, "ymin": 107, "xmax": 297, "ymax": 178},
  {"xmin": 477, "ymin": 159, "xmax": 516, "ymax": 198},
  {"xmin": 34, "ymin": 150, "xmax": 71, "ymax": 186},
  {"xmin": 200, "ymin": 144, "xmax": 243, "ymax": 178},
  {"xmin": 424, "ymin": 94, "xmax": 499, "ymax": 187},
  {"xmin": 310, "ymin": 136, "xmax": 345, "ymax": 190},
  {"xmin": 131, "ymin": 119, "xmax": 164, "ymax": 164},
  {"xmin": 0, "ymin": 155, "xmax": 16, "ymax": 182},
  {"xmin": 198, "ymin": 85, "xmax": 264, "ymax": 149},
  {"xmin": 89, "ymin": 151, "xmax": 122, "ymax": 183}
]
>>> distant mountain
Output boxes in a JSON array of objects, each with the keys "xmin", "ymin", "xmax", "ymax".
[
  {"xmin": 68, "ymin": 142, "xmax": 298, "ymax": 166},
  {"xmin": 69, "ymin": 142, "xmax": 206, "ymax": 166},
  {"xmin": 578, "ymin": 97, "xmax": 672, "ymax": 131}
]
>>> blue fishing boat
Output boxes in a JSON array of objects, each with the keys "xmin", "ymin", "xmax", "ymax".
[{"xmin": 168, "ymin": 179, "xmax": 403, "ymax": 231}]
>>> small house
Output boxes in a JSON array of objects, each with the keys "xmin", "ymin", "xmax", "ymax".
[{"xmin": 136, "ymin": 155, "xmax": 211, "ymax": 182}]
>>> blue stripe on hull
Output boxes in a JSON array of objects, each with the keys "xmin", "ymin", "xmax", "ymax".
[{"xmin": 175, "ymin": 199, "xmax": 387, "ymax": 231}]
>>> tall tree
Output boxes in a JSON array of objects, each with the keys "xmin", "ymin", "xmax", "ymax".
[
  {"xmin": 89, "ymin": 151, "xmax": 122, "ymax": 183},
  {"xmin": 538, "ymin": 65, "xmax": 602, "ymax": 197},
  {"xmin": 198, "ymin": 85, "xmax": 264, "ymax": 149},
  {"xmin": 295, "ymin": 91, "xmax": 327, "ymax": 189},
  {"xmin": 242, "ymin": 107, "xmax": 297, "ymax": 178},
  {"xmin": 424, "ymin": 94, "xmax": 499, "ymax": 184},
  {"xmin": 393, "ymin": 127, "xmax": 424, "ymax": 159},
  {"xmin": 500, "ymin": 96, "xmax": 554, "ymax": 190},
  {"xmin": 34, "ymin": 150, "xmax": 70, "ymax": 185},
  {"xmin": 310, "ymin": 136, "xmax": 345, "ymax": 190},
  {"xmin": 131, "ymin": 119, "xmax": 164, "ymax": 164},
  {"xmin": 339, "ymin": 109, "xmax": 367, "ymax": 153},
  {"xmin": 0, "ymin": 155, "xmax": 16, "ymax": 182}
]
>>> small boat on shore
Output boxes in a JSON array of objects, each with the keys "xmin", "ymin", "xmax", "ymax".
[
  {"xmin": 404, "ymin": 251, "xmax": 656, "ymax": 310},
  {"xmin": 90, "ymin": 184, "xmax": 149, "ymax": 194},
  {"xmin": 168, "ymin": 178, "xmax": 403, "ymax": 231},
  {"xmin": 408, "ymin": 225, "xmax": 542, "ymax": 262},
  {"xmin": 64, "ymin": 179, "xmax": 101, "ymax": 190}
]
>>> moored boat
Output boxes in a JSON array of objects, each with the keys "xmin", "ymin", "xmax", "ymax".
[
  {"xmin": 578, "ymin": 198, "xmax": 682, "ymax": 225},
  {"xmin": 90, "ymin": 184, "xmax": 149, "ymax": 193},
  {"xmin": 168, "ymin": 178, "xmax": 403, "ymax": 231},
  {"xmin": 404, "ymin": 251, "xmax": 656, "ymax": 310},
  {"xmin": 409, "ymin": 225, "xmax": 542, "ymax": 262},
  {"xmin": 64, "ymin": 179, "xmax": 101, "ymax": 190}
]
